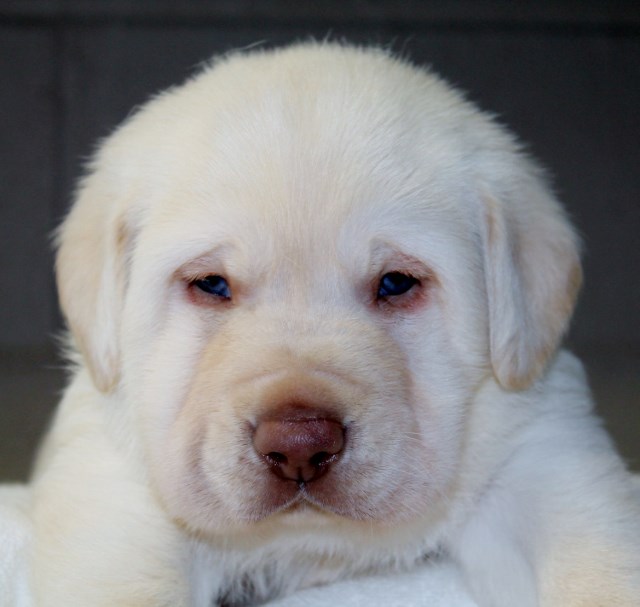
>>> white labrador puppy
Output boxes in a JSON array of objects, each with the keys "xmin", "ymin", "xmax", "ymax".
[{"xmin": 24, "ymin": 43, "xmax": 639, "ymax": 606}]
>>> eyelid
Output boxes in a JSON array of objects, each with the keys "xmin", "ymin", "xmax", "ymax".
[{"xmin": 174, "ymin": 246, "xmax": 233, "ymax": 282}]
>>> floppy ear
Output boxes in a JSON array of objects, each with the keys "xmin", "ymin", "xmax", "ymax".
[
  {"xmin": 55, "ymin": 173, "xmax": 130, "ymax": 393},
  {"xmin": 481, "ymin": 165, "xmax": 582, "ymax": 391}
]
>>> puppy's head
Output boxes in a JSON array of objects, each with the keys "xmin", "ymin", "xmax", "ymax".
[{"xmin": 56, "ymin": 44, "xmax": 581, "ymax": 537}]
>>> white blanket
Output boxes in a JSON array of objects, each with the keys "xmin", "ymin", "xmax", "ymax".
[
  {"xmin": 266, "ymin": 564, "xmax": 478, "ymax": 607},
  {"xmin": 0, "ymin": 485, "xmax": 477, "ymax": 606},
  {"xmin": 0, "ymin": 485, "xmax": 32, "ymax": 607}
]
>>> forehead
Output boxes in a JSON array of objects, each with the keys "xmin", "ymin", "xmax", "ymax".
[
  {"xmin": 142, "ymin": 146, "xmax": 471, "ymax": 278},
  {"xmin": 128, "ymin": 48, "xmax": 477, "ymax": 269}
]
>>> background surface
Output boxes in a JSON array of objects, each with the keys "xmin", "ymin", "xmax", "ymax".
[{"xmin": 1, "ymin": 1, "xmax": 638, "ymax": 480}]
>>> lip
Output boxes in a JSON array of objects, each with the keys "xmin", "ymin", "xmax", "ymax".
[
  {"xmin": 253, "ymin": 480, "xmax": 340, "ymax": 521},
  {"xmin": 278, "ymin": 496, "xmax": 335, "ymax": 521}
]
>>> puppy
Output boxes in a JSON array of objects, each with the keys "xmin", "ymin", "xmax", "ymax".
[{"xmin": 25, "ymin": 43, "xmax": 639, "ymax": 606}]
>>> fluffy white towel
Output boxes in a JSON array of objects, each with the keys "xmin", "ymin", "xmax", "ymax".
[
  {"xmin": 266, "ymin": 563, "xmax": 479, "ymax": 607},
  {"xmin": 0, "ymin": 485, "xmax": 33, "ymax": 607}
]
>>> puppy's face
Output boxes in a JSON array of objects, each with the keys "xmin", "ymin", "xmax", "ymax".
[
  {"xmin": 125, "ymin": 117, "xmax": 487, "ymax": 534},
  {"xmin": 56, "ymin": 45, "xmax": 581, "ymax": 538}
]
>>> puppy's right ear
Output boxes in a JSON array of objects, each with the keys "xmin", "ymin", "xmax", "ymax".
[{"xmin": 55, "ymin": 173, "xmax": 130, "ymax": 393}]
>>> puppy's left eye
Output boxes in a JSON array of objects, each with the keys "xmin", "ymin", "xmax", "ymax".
[
  {"xmin": 192, "ymin": 275, "xmax": 232, "ymax": 300},
  {"xmin": 377, "ymin": 272, "xmax": 419, "ymax": 299}
]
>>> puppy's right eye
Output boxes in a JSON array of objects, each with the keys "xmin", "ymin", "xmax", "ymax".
[{"xmin": 192, "ymin": 275, "xmax": 231, "ymax": 300}]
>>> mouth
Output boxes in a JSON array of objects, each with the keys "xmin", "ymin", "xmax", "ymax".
[
  {"xmin": 273, "ymin": 491, "xmax": 349, "ymax": 528},
  {"xmin": 278, "ymin": 481, "xmax": 323, "ymax": 508},
  {"xmin": 254, "ymin": 478, "xmax": 343, "ymax": 521}
]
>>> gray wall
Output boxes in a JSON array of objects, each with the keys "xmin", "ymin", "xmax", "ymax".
[{"xmin": 1, "ymin": 1, "xmax": 639, "ymax": 354}]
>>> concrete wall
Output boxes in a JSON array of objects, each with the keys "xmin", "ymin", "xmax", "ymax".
[{"xmin": 1, "ymin": 1, "xmax": 639, "ymax": 353}]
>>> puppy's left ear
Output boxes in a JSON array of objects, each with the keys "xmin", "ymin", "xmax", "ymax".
[
  {"xmin": 55, "ymin": 172, "xmax": 130, "ymax": 393},
  {"xmin": 481, "ymin": 162, "xmax": 582, "ymax": 391}
]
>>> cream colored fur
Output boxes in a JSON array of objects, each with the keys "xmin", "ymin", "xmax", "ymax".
[{"xmin": 22, "ymin": 43, "xmax": 640, "ymax": 606}]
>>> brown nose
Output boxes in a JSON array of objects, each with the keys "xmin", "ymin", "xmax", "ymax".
[{"xmin": 253, "ymin": 412, "xmax": 345, "ymax": 483}]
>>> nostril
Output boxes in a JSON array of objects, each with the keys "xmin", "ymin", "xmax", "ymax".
[{"xmin": 309, "ymin": 451, "xmax": 333, "ymax": 467}]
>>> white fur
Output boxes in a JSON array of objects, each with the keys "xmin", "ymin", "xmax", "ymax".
[{"xmin": 18, "ymin": 43, "xmax": 640, "ymax": 606}]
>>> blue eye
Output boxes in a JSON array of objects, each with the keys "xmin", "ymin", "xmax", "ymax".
[
  {"xmin": 193, "ymin": 275, "xmax": 231, "ymax": 300},
  {"xmin": 377, "ymin": 272, "xmax": 418, "ymax": 299}
]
